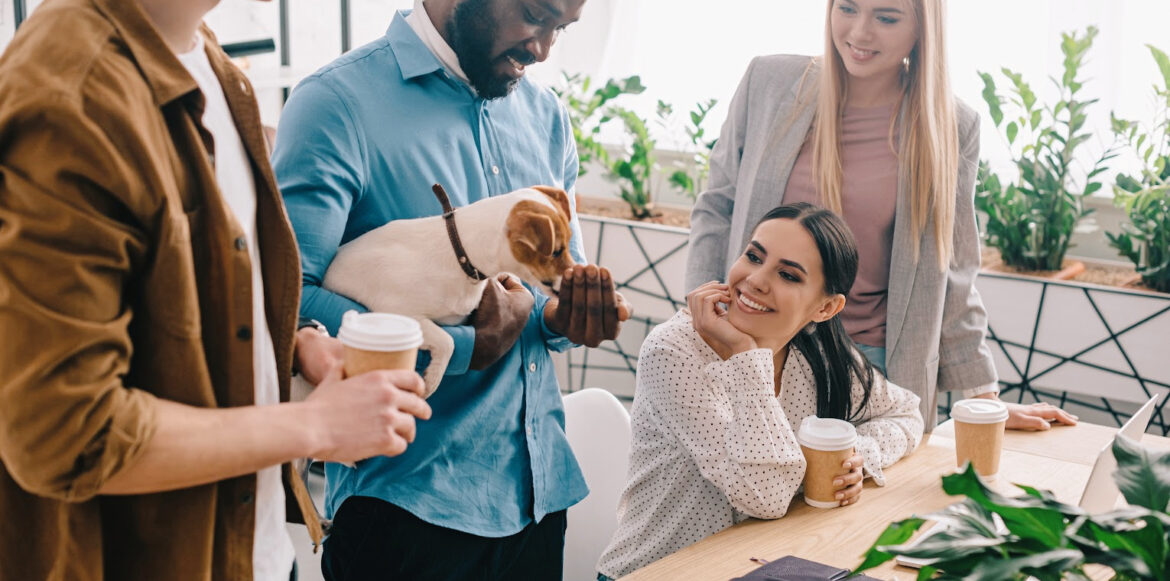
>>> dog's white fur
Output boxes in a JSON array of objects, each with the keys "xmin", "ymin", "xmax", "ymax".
[{"xmin": 323, "ymin": 188, "xmax": 568, "ymax": 395}]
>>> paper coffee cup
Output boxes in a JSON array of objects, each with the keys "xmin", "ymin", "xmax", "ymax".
[
  {"xmin": 797, "ymin": 416, "xmax": 857, "ymax": 509},
  {"xmin": 951, "ymin": 399, "xmax": 1009, "ymax": 480},
  {"xmin": 337, "ymin": 311, "xmax": 423, "ymax": 377}
]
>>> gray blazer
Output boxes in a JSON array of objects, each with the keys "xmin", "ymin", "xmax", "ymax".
[{"xmin": 686, "ymin": 54, "xmax": 998, "ymax": 427}]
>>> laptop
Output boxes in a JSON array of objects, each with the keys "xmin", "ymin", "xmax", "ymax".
[
  {"xmin": 1077, "ymin": 394, "xmax": 1159, "ymax": 513},
  {"xmin": 896, "ymin": 395, "xmax": 1160, "ymax": 568}
]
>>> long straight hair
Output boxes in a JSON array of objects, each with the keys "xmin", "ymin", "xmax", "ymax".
[
  {"xmin": 810, "ymin": 0, "xmax": 958, "ymax": 268},
  {"xmin": 755, "ymin": 203, "xmax": 874, "ymax": 421}
]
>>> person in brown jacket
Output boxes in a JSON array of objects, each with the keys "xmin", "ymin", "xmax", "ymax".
[{"xmin": 0, "ymin": 0, "xmax": 433, "ymax": 580}]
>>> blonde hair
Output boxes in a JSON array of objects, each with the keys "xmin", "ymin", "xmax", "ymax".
[{"xmin": 810, "ymin": 0, "xmax": 958, "ymax": 268}]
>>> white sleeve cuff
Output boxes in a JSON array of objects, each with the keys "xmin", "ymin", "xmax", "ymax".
[{"xmin": 960, "ymin": 382, "xmax": 1000, "ymax": 399}]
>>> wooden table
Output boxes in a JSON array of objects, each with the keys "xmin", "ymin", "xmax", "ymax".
[
  {"xmin": 932, "ymin": 419, "xmax": 1170, "ymax": 465},
  {"xmin": 620, "ymin": 421, "xmax": 1170, "ymax": 580}
]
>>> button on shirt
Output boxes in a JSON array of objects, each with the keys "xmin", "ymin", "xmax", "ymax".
[{"xmin": 272, "ymin": 11, "xmax": 588, "ymax": 536}]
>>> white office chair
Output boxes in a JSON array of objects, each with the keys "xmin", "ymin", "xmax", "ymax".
[{"xmin": 562, "ymin": 388, "xmax": 632, "ymax": 581}]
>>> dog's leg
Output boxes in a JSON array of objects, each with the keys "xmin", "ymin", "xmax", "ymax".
[{"xmin": 417, "ymin": 318, "xmax": 453, "ymax": 398}]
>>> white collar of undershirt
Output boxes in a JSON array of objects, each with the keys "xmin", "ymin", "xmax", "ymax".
[
  {"xmin": 174, "ymin": 30, "xmax": 207, "ymax": 66},
  {"xmin": 405, "ymin": 0, "xmax": 471, "ymax": 85}
]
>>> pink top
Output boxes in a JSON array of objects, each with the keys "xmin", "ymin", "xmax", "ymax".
[{"xmin": 783, "ymin": 104, "xmax": 899, "ymax": 348}]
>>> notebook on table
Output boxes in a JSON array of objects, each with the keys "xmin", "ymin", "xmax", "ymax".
[{"xmin": 730, "ymin": 555, "xmax": 879, "ymax": 581}]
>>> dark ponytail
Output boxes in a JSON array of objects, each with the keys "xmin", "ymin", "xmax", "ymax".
[{"xmin": 754, "ymin": 203, "xmax": 874, "ymax": 421}]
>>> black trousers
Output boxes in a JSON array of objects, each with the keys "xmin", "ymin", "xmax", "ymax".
[{"xmin": 321, "ymin": 496, "xmax": 567, "ymax": 581}]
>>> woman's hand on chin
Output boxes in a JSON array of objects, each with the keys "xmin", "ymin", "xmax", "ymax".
[{"xmin": 687, "ymin": 281, "xmax": 757, "ymax": 359}]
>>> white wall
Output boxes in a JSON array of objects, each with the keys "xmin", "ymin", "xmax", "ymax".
[{"xmin": 4, "ymin": 0, "xmax": 1167, "ymax": 260}]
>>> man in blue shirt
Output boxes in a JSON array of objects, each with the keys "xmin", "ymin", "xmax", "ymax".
[{"xmin": 273, "ymin": 0, "xmax": 627, "ymax": 578}]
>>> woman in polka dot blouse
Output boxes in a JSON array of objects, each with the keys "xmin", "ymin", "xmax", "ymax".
[{"xmin": 597, "ymin": 203, "xmax": 924, "ymax": 579}]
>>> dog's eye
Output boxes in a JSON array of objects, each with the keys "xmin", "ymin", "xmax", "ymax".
[{"xmin": 552, "ymin": 248, "xmax": 564, "ymax": 258}]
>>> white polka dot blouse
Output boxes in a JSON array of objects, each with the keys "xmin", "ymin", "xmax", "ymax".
[{"xmin": 597, "ymin": 311, "xmax": 924, "ymax": 578}]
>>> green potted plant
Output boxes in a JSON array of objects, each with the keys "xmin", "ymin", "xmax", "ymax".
[
  {"xmin": 552, "ymin": 73, "xmax": 646, "ymax": 179},
  {"xmin": 853, "ymin": 436, "xmax": 1170, "ymax": 580},
  {"xmin": 553, "ymin": 73, "xmax": 661, "ymax": 219},
  {"xmin": 1108, "ymin": 45, "xmax": 1170, "ymax": 293},
  {"xmin": 604, "ymin": 105, "xmax": 659, "ymax": 219},
  {"xmin": 976, "ymin": 26, "xmax": 1117, "ymax": 275},
  {"xmin": 657, "ymin": 98, "xmax": 718, "ymax": 200}
]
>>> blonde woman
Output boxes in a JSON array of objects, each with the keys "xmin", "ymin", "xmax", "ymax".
[{"xmin": 686, "ymin": 0, "xmax": 1076, "ymax": 430}]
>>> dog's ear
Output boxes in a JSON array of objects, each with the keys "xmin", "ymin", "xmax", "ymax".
[
  {"xmin": 531, "ymin": 186, "xmax": 572, "ymax": 221},
  {"xmin": 507, "ymin": 206, "xmax": 556, "ymax": 257}
]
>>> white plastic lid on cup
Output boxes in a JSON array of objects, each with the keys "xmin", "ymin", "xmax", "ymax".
[
  {"xmin": 337, "ymin": 310, "xmax": 423, "ymax": 351},
  {"xmin": 796, "ymin": 416, "xmax": 857, "ymax": 451},
  {"xmin": 950, "ymin": 399, "xmax": 1010, "ymax": 424}
]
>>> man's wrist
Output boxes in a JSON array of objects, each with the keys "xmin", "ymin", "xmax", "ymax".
[
  {"xmin": 542, "ymin": 298, "xmax": 562, "ymax": 335},
  {"xmin": 284, "ymin": 400, "xmax": 327, "ymax": 459},
  {"xmin": 298, "ymin": 317, "xmax": 329, "ymax": 336}
]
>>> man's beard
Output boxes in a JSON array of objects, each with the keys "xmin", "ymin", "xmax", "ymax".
[{"xmin": 447, "ymin": 0, "xmax": 532, "ymax": 99}]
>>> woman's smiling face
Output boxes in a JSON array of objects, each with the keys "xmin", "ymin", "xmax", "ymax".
[
  {"xmin": 725, "ymin": 218, "xmax": 839, "ymax": 346},
  {"xmin": 830, "ymin": 0, "xmax": 918, "ymax": 85}
]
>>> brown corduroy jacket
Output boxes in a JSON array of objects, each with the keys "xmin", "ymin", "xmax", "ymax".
[{"xmin": 0, "ymin": 0, "xmax": 308, "ymax": 578}]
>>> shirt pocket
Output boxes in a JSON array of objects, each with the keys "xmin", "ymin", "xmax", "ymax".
[{"xmin": 141, "ymin": 205, "xmax": 205, "ymax": 338}]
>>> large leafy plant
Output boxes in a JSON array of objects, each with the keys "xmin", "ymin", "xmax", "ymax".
[
  {"xmin": 854, "ymin": 436, "xmax": 1170, "ymax": 580},
  {"xmin": 606, "ymin": 106, "xmax": 659, "ymax": 219},
  {"xmin": 553, "ymin": 73, "xmax": 659, "ymax": 218},
  {"xmin": 1109, "ymin": 45, "xmax": 1170, "ymax": 293},
  {"xmin": 657, "ymin": 98, "xmax": 718, "ymax": 200},
  {"xmin": 552, "ymin": 73, "xmax": 646, "ymax": 179},
  {"xmin": 976, "ymin": 26, "xmax": 1117, "ymax": 271}
]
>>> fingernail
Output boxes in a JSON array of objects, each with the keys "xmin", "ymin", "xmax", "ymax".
[
  {"xmin": 833, "ymin": 479, "xmax": 843, "ymax": 486},
  {"xmin": 835, "ymin": 493, "xmax": 844, "ymax": 500},
  {"xmin": 843, "ymin": 462, "xmax": 851, "ymax": 469}
]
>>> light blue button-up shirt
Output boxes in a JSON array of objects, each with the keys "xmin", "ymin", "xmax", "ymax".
[{"xmin": 272, "ymin": 10, "xmax": 588, "ymax": 536}]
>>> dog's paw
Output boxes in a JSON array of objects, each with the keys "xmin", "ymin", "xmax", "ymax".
[
  {"xmin": 417, "ymin": 319, "xmax": 454, "ymax": 398},
  {"xmin": 420, "ymin": 364, "xmax": 444, "ymax": 398}
]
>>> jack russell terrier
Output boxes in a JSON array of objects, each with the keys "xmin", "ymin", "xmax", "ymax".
[{"xmin": 322, "ymin": 185, "xmax": 578, "ymax": 395}]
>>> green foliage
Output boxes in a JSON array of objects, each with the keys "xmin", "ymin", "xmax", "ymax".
[
  {"xmin": 658, "ymin": 98, "xmax": 719, "ymax": 200},
  {"xmin": 853, "ymin": 438, "xmax": 1170, "ymax": 581},
  {"xmin": 976, "ymin": 27, "xmax": 1118, "ymax": 271},
  {"xmin": 1108, "ymin": 45, "xmax": 1170, "ymax": 293},
  {"xmin": 554, "ymin": 73, "xmax": 717, "ymax": 219},
  {"xmin": 552, "ymin": 73, "xmax": 646, "ymax": 179},
  {"xmin": 552, "ymin": 73, "xmax": 658, "ymax": 218},
  {"xmin": 607, "ymin": 107, "xmax": 658, "ymax": 219}
]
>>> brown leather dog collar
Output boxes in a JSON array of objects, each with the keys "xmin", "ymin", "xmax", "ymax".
[{"xmin": 432, "ymin": 183, "xmax": 489, "ymax": 282}]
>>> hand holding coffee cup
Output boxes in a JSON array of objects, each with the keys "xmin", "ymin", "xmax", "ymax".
[
  {"xmin": 338, "ymin": 311, "xmax": 423, "ymax": 377},
  {"xmin": 832, "ymin": 451, "xmax": 865, "ymax": 506},
  {"xmin": 326, "ymin": 311, "xmax": 428, "ymax": 465},
  {"xmin": 951, "ymin": 399, "xmax": 1009, "ymax": 480},
  {"xmin": 797, "ymin": 416, "xmax": 859, "ymax": 509},
  {"xmin": 304, "ymin": 363, "xmax": 431, "ymax": 464}
]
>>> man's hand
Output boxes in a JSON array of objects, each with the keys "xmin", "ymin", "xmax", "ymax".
[
  {"xmin": 544, "ymin": 265, "xmax": 632, "ymax": 347},
  {"xmin": 302, "ymin": 364, "xmax": 432, "ymax": 463},
  {"xmin": 294, "ymin": 326, "xmax": 344, "ymax": 386},
  {"xmin": 469, "ymin": 273, "xmax": 535, "ymax": 370},
  {"xmin": 971, "ymin": 392, "xmax": 1078, "ymax": 431}
]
